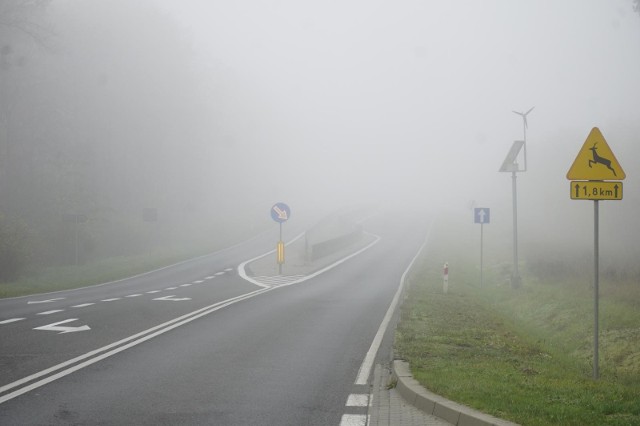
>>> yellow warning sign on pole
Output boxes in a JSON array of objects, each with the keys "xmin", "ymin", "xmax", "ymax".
[{"xmin": 566, "ymin": 127, "xmax": 625, "ymax": 181}]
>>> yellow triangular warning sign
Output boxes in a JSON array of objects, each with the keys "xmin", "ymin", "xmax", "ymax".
[{"xmin": 566, "ymin": 127, "xmax": 625, "ymax": 180}]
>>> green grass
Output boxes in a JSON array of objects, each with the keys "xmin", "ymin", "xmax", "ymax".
[
  {"xmin": 395, "ymin": 217, "xmax": 640, "ymax": 425},
  {"xmin": 0, "ymin": 227, "xmax": 259, "ymax": 299}
]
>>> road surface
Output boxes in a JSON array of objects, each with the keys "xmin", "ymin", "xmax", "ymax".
[{"xmin": 0, "ymin": 211, "xmax": 431, "ymax": 425}]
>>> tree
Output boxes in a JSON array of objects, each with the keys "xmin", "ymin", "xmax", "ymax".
[{"xmin": 0, "ymin": 0, "xmax": 52, "ymax": 48}]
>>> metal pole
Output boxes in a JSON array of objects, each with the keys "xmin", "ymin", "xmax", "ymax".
[
  {"xmin": 511, "ymin": 171, "xmax": 521, "ymax": 288},
  {"xmin": 279, "ymin": 222, "xmax": 283, "ymax": 275},
  {"xmin": 480, "ymin": 223, "xmax": 484, "ymax": 287},
  {"xmin": 75, "ymin": 215, "xmax": 79, "ymax": 266},
  {"xmin": 593, "ymin": 200, "xmax": 600, "ymax": 379}
]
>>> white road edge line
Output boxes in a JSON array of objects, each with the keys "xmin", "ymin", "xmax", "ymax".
[
  {"xmin": 354, "ymin": 221, "xmax": 433, "ymax": 386},
  {"xmin": 237, "ymin": 231, "xmax": 380, "ymax": 288},
  {"xmin": 0, "ymin": 287, "xmax": 271, "ymax": 404}
]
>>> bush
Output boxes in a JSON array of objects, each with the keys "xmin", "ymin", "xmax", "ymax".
[{"xmin": 0, "ymin": 214, "xmax": 34, "ymax": 282}]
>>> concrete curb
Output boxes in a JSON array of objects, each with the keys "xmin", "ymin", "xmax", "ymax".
[{"xmin": 392, "ymin": 360, "xmax": 520, "ymax": 426}]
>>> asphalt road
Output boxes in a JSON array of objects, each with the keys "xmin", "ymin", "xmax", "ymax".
[{"xmin": 0, "ymin": 211, "xmax": 431, "ymax": 425}]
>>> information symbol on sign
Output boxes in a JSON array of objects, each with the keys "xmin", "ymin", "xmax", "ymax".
[{"xmin": 474, "ymin": 208, "xmax": 490, "ymax": 224}]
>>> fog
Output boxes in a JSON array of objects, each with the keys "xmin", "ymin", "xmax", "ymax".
[{"xmin": 1, "ymin": 0, "xmax": 639, "ymax": 276}]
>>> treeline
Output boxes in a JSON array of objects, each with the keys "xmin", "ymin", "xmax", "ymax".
[{"xmin": 0, "ymin": 1, "xmax": 246, "ymax": 281}]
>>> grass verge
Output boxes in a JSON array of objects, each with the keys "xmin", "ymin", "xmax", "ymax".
[
  {"xmin": 395, "ymin": 220, "xmax": 640, "ymax": 425},
  {"xmin": 0, "ymin": 228, "xmax": 259, "ymax": 299}
]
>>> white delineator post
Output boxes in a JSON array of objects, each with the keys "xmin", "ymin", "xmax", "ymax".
[{"xmin": 443, "ymin": 262, "xmax": 449, "ymax": 294}]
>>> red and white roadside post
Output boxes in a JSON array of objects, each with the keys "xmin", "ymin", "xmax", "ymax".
[{"xmin": 443, "ymin": 262, "xmax": 449, "ymax": 294}]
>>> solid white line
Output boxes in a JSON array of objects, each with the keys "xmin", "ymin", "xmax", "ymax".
[
  {"xmin": 0, "ymin": 318, "xmax": 25, "ymax": 325},
  {"xmin": 71, "ymin": 303, "xmax": 95, "ymax": 308},
  {"xmin": 238, "ymin": 232, "xmax": 380, "ymax": 288},
  {"xmin": 0, "ymin": 287, "xmax": 272, "ymax": 404},
  {"xmin": 37, "ymin": 310, "xmax": 64, "ymax": 315},
  {"xmin": 354, "ymin": 223, "xmax": 433, "ymax": 385}
]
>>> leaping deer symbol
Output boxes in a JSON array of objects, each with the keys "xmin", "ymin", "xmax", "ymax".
[{"xmin": 588, "ymin": 143, "xmax": 616, "ymax": 176}]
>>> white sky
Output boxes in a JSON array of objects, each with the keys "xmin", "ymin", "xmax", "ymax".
[{"xmin": 157, "ymin": 0, "xmax": 639, "ymax": 247}]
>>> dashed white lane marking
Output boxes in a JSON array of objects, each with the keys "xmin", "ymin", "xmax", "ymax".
[
  {"xmin": 71, "ymin": 303, "xmax": 95, "ymax": 308},
  {"xmin": 37, "ymin": 310, "xmax": 64, "ymax": 315},
  {"xmin": 346, "ymin": 394, "xmax": 369, "ymax": 407},
  {"xmin": 8, "ymin": 268, "xmax": 233, "ymax": 327},
  {"xmin": 0, "ymin": 318, "xmax": 25, "ymax": 325},
  {"xmin": 339, "ymin": 414, "xmax": 367, "ymax": 426},
  {"xmin": 0, "ymin": 286, "xmax": 272, "ymax": 404}
]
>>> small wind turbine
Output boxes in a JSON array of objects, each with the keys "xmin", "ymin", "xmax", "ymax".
[{"xmin": 512, "ymin": 106, "xmax": 534, "ymax": 171}]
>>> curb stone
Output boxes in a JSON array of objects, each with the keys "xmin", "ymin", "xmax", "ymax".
[{"xmin": 392, "ymin": 360, "xmax": 520, "ymax": 426}]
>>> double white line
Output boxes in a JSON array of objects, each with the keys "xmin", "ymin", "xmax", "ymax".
[{"xmin": 0, "ymin": 287, "xmax": 272, "ymax": 405}]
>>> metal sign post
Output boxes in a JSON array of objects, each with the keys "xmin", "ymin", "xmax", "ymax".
[
  {"xmin": 566, "ymin": 127, "xmax": 626, "ymax": 380},
  {"xmin": 499, "ymin": 140, "xmax": 525, "ymax": 288},
  {"xmin": 271, "ymin": 202, "xmax": 291, "ymax": 275}
]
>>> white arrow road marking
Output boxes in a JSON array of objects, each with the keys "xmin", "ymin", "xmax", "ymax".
[
  {"xmin": 153, "ymin": 295, "xmax": 192, "ymax": 302},
  {"xmin": 34, "ymin": 319, "xmax": 91, "ymax": 334},
  {"xmin": 27, "ymin": 298, "xmax": 65, "ymax": 304},
  {"xmin": 0, "ymin": 287, "xmax": 271, "ymax": 405}
]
